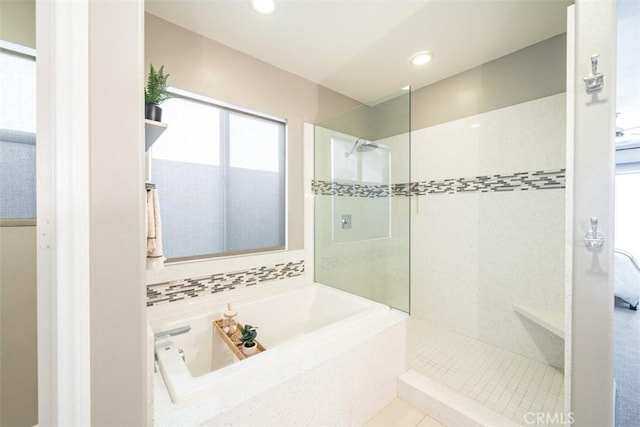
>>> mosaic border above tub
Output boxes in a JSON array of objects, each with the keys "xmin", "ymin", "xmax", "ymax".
[
  {"xmin": 146, "ymin": 260, "xmax": 305, "ymax": 307},
  {"xmin": 312, "ymin": 169, "xmax": 565, "ymax": 198}
]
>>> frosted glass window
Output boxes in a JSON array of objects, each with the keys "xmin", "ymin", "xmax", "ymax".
[
  {"xmin": 0, "ymin": 46, "xmax": 36, "ymax": 220},
  {"xmin": 229, "ymin": 113, "xmax": 280, "ymax": 172},
  {"xmin": 152, "ymin": 98, "xmax": 220, "ymax": 166},
  {"xmin": 151, "ymin": 92, "xmax": 286, "ymax": 260}
]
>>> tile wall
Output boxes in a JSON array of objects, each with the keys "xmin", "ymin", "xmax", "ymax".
[
  {"xmin": 410, "ymin": 93, "xmax": 566, "ymax": 368},
  {"xmin": 147, "ymin": 260, "xmax": 304, "ymax": 307}
]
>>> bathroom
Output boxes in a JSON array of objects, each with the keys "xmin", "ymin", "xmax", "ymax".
[{"xmin": 0, "ymin": 0, "xmax": 625, "ymax": 426}]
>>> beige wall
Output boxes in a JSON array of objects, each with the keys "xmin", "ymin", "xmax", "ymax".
[
  {"xmin": 145, "ymin": 14, "xmax": 361, "ymax": 250},
  {"xmin": 0, "ymin": 225, "xmax": 38, "ymax": 427},
  {"xmin": 0, "ymin": 2, "xmax": 37, "ymax": 426},
  {"xmin": 0, "ymin": 0, "xmax": 35, "ymax": 48}
]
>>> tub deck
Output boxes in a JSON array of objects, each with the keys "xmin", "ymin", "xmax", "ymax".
[{"xmin": 153, "ymin": 285, "xmax": 408, "ymax": 426}]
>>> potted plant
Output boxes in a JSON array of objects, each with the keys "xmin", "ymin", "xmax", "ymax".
[
  {"xmin": 239, "ymin": 324, "xmax": 258, "ymax": 356},
  {"xmin": 144, "ymin": 64, "xmax": 171, "ymax": 122}
]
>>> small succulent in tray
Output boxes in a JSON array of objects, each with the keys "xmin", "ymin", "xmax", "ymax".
[
  {"xmin": 240, "ymin": 324, "xmax": 259, "ymax": 356},
  {"xmin": 240, "ymin": 324, "xmax": 258, "ymax": 348}
]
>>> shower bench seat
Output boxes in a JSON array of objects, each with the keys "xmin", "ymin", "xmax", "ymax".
[{"xmin": 513, "ymin": 304, "xmax": 564, "ymax": 339}]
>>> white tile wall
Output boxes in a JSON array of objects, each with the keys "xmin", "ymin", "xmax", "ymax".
[
  {"xmin": 411, "ymin": 94, "xmax": 566, "ymax": 182},
  {"xmin": 410, "ymin": 93, "xmax": 566, "ymax": 367}
]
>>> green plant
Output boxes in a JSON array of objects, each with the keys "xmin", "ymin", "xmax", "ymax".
[
  {"xmin": 144, "ymin": 64, "xmax": 171, "ymax": 105},
  {"xmin": 240, "ymin": 324, "xmax": 258, "ymax": 347}
]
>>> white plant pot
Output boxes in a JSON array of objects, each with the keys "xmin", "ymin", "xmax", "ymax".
[{"xmin": 242, "ymin": 343, "xmax": 257, "ymax": 356}]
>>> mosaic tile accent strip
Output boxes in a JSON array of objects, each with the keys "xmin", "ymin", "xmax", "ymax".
[
  {"xmin": 146, "ymin": 260, "xmax": 305, "ymax": 307},
  {"xmin": 410, "ymin": 169, "xmax": 566, "ymax": 195},
  {"xmin": 311, "ymin": 180, "xmax": 391, "ymax": 198},
  {"xmin": 312, "ymin": 169, "xmax": 565, "ymax": 198}
]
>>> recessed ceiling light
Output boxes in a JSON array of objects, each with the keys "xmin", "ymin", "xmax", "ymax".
[
  {"xmin": 410, "ymin": 51, "xmax": 433, "ymax": 66},
  {"xmin": 249, "ymin": 0, "xmax": 276, "ymax": 14}
]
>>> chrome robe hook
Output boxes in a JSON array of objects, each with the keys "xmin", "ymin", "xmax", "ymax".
[{"xmin": 584, "ymin": 54, "xmax": 604, "ymax": 94}]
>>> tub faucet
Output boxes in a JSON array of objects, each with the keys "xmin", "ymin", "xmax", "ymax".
[{"xmin": 155, "ymin": 325, "xmax": 191, "ymax": 340}]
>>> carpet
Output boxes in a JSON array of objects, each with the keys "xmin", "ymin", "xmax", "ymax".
[{"xmin": 614, "ymin": 302, "xmax": 640, "ymax": 427}]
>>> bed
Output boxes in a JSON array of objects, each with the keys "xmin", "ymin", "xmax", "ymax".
[{"xmin": 615, "ymin": 249, "xmax": 640, "ymax": 311}]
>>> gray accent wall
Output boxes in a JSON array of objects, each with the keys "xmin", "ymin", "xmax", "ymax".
[
  {"xmin": 410, "ymin": 33, "xmax": 567, "ymax": 131},
  {"xmin": 319, "ymin": 33, "xmax": 567, "ymax": 141}
]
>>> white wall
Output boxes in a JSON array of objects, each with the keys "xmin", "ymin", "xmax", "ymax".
[
  {"xmin": 569, "ymin": 1, "xmax": 616, "ymax": 424},
  {"xmin": 89, "ymin": 2, "xmax": 147, "ymax": 425},
  {"xmin": 410, "ymin": 93, "xmax": 566, "ymax": 367}
]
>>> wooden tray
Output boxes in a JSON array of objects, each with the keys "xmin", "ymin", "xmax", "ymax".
[{"xmin": 213, "ymin": 319, "xmax": 266, "ymax": 360}]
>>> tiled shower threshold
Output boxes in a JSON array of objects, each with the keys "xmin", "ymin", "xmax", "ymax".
[{"xmin": 405, "ymin": 318, "xmax": 564, "ymax": 426}]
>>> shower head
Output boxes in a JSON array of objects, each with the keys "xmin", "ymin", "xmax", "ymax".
[
  {"xmin": 356, "ymin": 141, "xmax": 378, "ymax": 152},
  {"xmin": 344, "ymin": 139, "xmax": 378, "ymax": 157}
]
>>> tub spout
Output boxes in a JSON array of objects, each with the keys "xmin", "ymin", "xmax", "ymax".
[{"xmin": 155, "ymin": 325, "xmax": 191, "ymax": 340}]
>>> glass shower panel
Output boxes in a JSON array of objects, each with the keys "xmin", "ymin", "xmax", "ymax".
[{"xmin": 314, "ymin": 90, "xmax": 410, "ymax": 312}]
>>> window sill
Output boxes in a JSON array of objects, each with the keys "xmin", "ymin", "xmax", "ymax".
[
  {"xmin": 165, "ymin": 246, "xmax": 286, "ymax": 265},
  {"xmin": 0, "ymin": 219, "xmax": 36, "ymax": 227}
]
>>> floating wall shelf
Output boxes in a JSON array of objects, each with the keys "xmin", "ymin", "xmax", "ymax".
[{"xmin": 145, "ymin": 119, "xmax": 167, "ymax": 151}]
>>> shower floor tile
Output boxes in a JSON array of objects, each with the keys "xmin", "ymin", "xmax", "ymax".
[{"xmin": 408, "ymin": 318, "xmax": 565, "ymax": 426}]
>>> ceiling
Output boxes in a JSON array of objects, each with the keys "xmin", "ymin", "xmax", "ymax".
[{"xmin": 145, "ymin": 0, "xmax": 571, "ymax": 105}]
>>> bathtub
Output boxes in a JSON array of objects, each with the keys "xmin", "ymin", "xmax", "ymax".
[{"xmin": 151, "ymin": 283, "xmax": 399, "ymax": 408}]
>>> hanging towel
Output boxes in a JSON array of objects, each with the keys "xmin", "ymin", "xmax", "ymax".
[{"xmin": 146, "ymin": 188, "xmax": 165, "ymax": 270}]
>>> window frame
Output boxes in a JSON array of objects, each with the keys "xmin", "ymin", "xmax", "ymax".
[{"xmin": 148, "ymin": 87, "xmax": 289, "ymax": 262}]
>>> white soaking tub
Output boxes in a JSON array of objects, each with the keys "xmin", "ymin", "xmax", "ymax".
[{"xmin": 151, "ymin": 283, "xmax": 399, "ymax": 407}]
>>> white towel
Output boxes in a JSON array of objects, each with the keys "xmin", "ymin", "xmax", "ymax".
[{"xmin": 146, "ymin": 188, "xmax": 165, "ymax": 270}]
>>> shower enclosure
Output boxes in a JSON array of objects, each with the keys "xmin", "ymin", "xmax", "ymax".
[
  {"xmin": 313, "ymin": 52, "xmax": 567, "ymax": 425},
  {"xmin": 313, "ymin": 90, "xmax": 411, "ymax": 312}
]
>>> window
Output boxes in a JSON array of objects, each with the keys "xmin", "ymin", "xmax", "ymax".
[
  {"xmin": 151, "ymin": 91, "xmax": 286, "ymax": 260},
  {"xmin": 0, "ymin": 43, "xmax": 36, "ymax": 221},
  {"xmin": 615, "ymin": 146, "xmax": 640, "ymax": 259},
  {"xmin": 615, "ymin": 171, "xmax": 640, "ymax": 259}
]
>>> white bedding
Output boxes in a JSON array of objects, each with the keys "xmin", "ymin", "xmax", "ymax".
[{"xmin": 615, "ymin": 249, "xmax": 640, "ymax": 308}]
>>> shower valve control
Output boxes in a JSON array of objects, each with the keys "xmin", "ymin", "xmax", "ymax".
[{"xmin": 341, "ymin": 214, "xmax": 352, "ymax": 230}]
